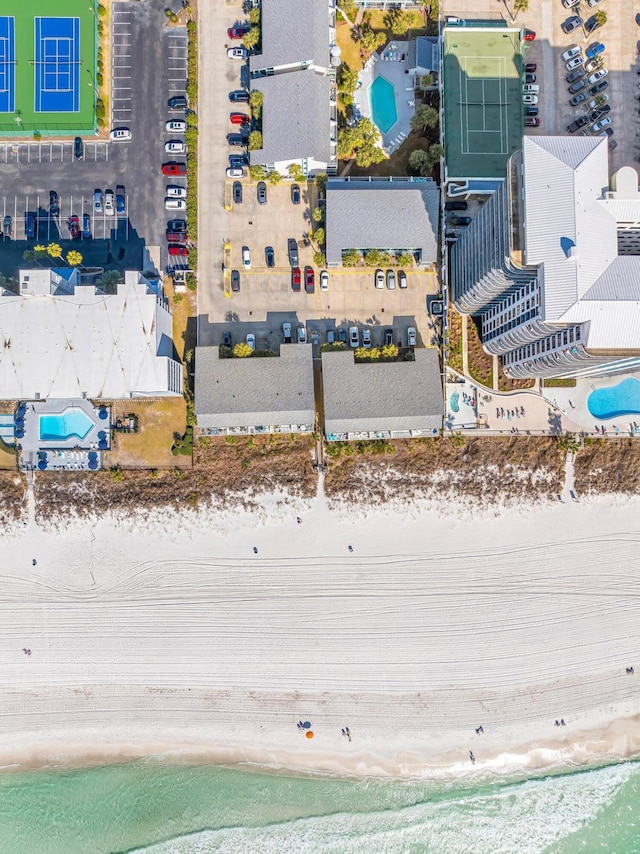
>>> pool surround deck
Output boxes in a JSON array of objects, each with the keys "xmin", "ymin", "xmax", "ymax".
[{"xmin": 19, "ymin": 399, "xmax": 111, "ymax": 455}]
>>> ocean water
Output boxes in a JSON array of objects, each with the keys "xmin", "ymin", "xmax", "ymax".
[{"xmin": 0, "ymin": 759, "xmax": 639, "ymax": 854}]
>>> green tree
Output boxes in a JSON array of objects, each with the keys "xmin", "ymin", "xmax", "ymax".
[
  {"xmin": 337, "ymin": 126, "xmax": 357, "ymax": 160},
  {"xmin": 46, "ymin": 242, "xmax": 62, "ymax": 260},
  {"xmin": 358, "ymin": 28, "xmax": 386, "ymax": 57},
  {"xmin": 512, "ymin": 0, "xmax": 529, "ymax": 15},
  {"xmin": 312, "ymin": 207, "xmax": 324, "ymax": 223},
  {"xmin": 266, "ymin": 170, "xmax": 282, "ymax": 185},
  {"xmin": 313, "ymin": 226, "xmax": 325, "ymax": 246},
  {"xmin": 249, "ymin": 164, "xmax": 266, "ymax": 181},
  {"xmin": 314, "ymin": 173, "xmax": 327, "ymax": 192},
  {"xmin": 338, "ymin": 118, "xmax": 386, "ymax": 167},
  {"xmin": 34, "ymin": 244, "xmax": 47, "ymax": 261},
  {"xmin": 243, "ymin": 27, "xmax": 260, "ymax": 50},
  {"xmin": 97, "ymin": 269, "xmax": 122, "ymax": 289},
  {"xmin": 384, "ymin": 9, "xmax": 413, "ymax": 36},
  {"xmin": 233, "ymin": 342, "xmax": 253, "ymax": 358},
  {"xmin": 418, "ymin": 74, "xmax": 433, "ymax": 89},
  {"xmin": 339, "ymin": 0, "xmax": 357, "ymax": 20},
  {"xmin": 66, "ymin": 250, "xmax": 83, "ymax": 267},
  {"xmin": 427, "ymin": 142, "xmax": 444, "ymax": 169},
  {"xmin": 339, "ymin": 92, "xmax": 353, "ymax": 107},
  {"xmin": 594, "ymin": 10, "xmax": 606, "ymax": 26},
  {"xmin": 248, "ymin": 7, "xmax": 260, "ymax": 24},
  {"xmin": 408, "ymin": 149, "xmax": 430, "ymax": 175},
  {"xmin": 249, "ymin": 89, "xmax": 264, "ymax": 119},
  {"xmin": 313, "ymin": 251, "xmax": 326, "ymax": 267},
  {"xmin": 364, "ymin": 249, "xmax": 384, "ymax": 268},
  {"xmin": 410, "ymin": 104, "xmax": 439, "ymax": 133},
  {"xmin": 248, "ymin": 130, "xmax": 263, "ymax": 151},
  {"xmin": 396, "ymin": 252, "xmax": 414, "ymax": 267},
  {"xmin": 342, "ymin": 249, "xmax": 360, "ymax": 267},
  {"xmin": 338, "ymin": 66, "xmax": 359, "ymax": 94},
  {"xmin": 287, "ymin": 163, "xmax": 304, "ymax": 181},
  {"xmin": 22, "ymin": 250, "xmax": 35, "ymax": 263}
]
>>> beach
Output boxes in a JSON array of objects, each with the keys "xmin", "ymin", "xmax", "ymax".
[{"xmin": 0, "ymin": 481, "xmax": 640, "ymax": 782}]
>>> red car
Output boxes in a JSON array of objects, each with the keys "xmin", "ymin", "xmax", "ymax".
[
  {"xmin": 166, "ymin": 232, "xmax": 187, "ymax": 243},
  {"xmin": 525, "ymin": 116, "xmax": 540, "ymax": 127},
  {"xmin": 304, "ymin": 266, "xmax": 314, "ymax": 293},
  {"xmin": 291, "ymin": 267, "xmax": 301, "ymax": 291},
  {"xmin": 162, "ymin": 162, "xmax": 187, "ymax": 175},
  {"xmin": 523, "ymin": 29, "xmax": 536, "ymax": 41},
  {"xmin": 168, "ymin": 245, "xmax": 188, "ymax": 257},
  {"xmin": 228, "ymin": 24, "xmax": 249, "ymax": 39},
  {"xmin": 68, "ymin": 215, "xmax": 80, "ymax": 239},
  {"xmin": 230, "ymin": 113, "xmax": 250, "ymax": 125}
]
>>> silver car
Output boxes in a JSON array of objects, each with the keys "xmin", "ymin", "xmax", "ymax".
[
  {"xmin": 349, "ymin": 326, "xmax": 359, "ymax": 348},
  {"xmin": 104, "ymin": 189, "xmax": 115, "ymax": 216}
]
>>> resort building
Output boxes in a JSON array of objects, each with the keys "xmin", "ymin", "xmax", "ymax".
[
  {"xmin": 325, "ymin": 177, "xmax": 439, "ymax": 267},
  {"xmin": 248, "ymin": 0, "xmax": 337, "ymax": 175},
  {"xmin": 451, "ymin": 136, "xmax": 640, "ymax": 380},
  {"xmin": 322, "ymin": 349, "xmax": 443, "ymax": 440},
  {"xmin": 0, "ymin": 270, "xmax": 181, "ymax": 399},
  {"xmin": 195, "ymin": 345, "xmax": 315, "ymax": 436}
]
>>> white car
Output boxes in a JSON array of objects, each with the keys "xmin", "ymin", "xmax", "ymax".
[
  {"xmin": 166, "ymin": 185, "xmax": 187, "ymax": 198},
  {"xmin": 375, "ymin": 269, "xmax": 384, "ymax": 289},
  {"xmin": 562, "ymin": 45, "xmax": 582, "ymax": 62},
  {"xmin": 165, "ymin": 140, "xmax": 186, "ymax": 153},
  {"xmin": 522, "ymin": 84, "xmax": 539, "ymax": 93},
  {"xmin": 587, "ymin": 0, "xmax": 604, "ymax": 6},
  {"xmin": 166, "ymin": 120, "xmax": 186, "ymax": 132},
  {"xmin": 398, "ymin": 270, "xmax": 407, "ymax": 289},
  {"xmin": 320, "ymin": 270, "xmax": 329, "ymax": 291},
  {"xmin": 246, "ymin": 333, "xmax": 255, "ymax": 351},
  {"xmin": 407, "ymin": 327, "xmax": 416, "ymax": 347},
  {"xmin": 591, "ymin": 116, "xmax": 611, "ymax": 132},
  {"xmin": 587, "ymin": 93, "xmax": 609, "ymax": 110},
  {"xmin": 297, "ymin": 325, "xmax": 307, "ymax": 344},
  {"xmin": 104, "ymin": 190, "xmax": 115, "ymax": 216},
  {"xmin": 226, "ymin": 167, "xmax": 244, "ymax": 178},
  {"xmin": 562, "ymin": 0, "xmax": 580, "ymax": 8},
  {"xmin": 362, "ymin": 328, "xmax": 371, "ymax": 349},
  {"xmin": 227, "ymin": 47, "xmax": 247, "ymax": 60},
  {"xmin": 109, "ymin": 127, "xmax": 131, "ymax": 142},
  {"xmin": 349, "ymin": 326, "xmax": 359, "ymax": 348},
  {"xmin": 523, "ymin": 94, "xmax": 538, "ymax": 105},
  {"xmin": 242, "ymin": 246, "xmax": 251, "ymax": 269},
  {"xmin": 165, "ymin": 198, "xmax": 186, "ymax": 210},
  {"xmin": 588, "ymin": 69, "xmax": 608, "ymax": 84},
  {"xmin": 565, "ymin": 55, "xmax": 585, "ymax": 71}
]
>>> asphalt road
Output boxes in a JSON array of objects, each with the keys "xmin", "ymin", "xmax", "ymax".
[{"xmin": 0, "ymin": 0, "xmax": 187, "ymax": 280}]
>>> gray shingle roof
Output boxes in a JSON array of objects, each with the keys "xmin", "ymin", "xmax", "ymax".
[
  {"xmin": 325, "ymin": 179, "xmax": 439, "ymax": 266},
  {"xmin": 195, "ymin": 345, "xmax": 315, "ymax": 430},
  {"xmin": 322, "ymin": 349, "xmax": 443, "ymax": 435},
  {"xmin": 249, "ymin": 0, "xmax": 329, "ymax": 71},
  {"xmin": 408, "ymin": 37, "xmax": 439, "ymax": 73}
]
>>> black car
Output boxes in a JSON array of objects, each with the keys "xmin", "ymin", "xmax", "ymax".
[
  {"xmin": 589, "ymin": 80, "xmax": 608, "ymax": 96},
  {"xmin": 227, "ymin": 133, "xmax": 246, "ymax": 147},
  {"xmin": 223, "ymin": 331, "xmax": 232, "ymax": 348},
  {"xmin": 449, "ymin": 215, "xmax": 472, "ymax": 226},
  {"xmin": 233, "ymin": 181, "xmax": 242, "ymax": 204},
  {"xmin": 566, "ymin": 67, "xmax": 585, "ymax": 84},
  {"xmin": 2, "ymin": 215, "xmax": 11, "ymax": 238},
  {"xmin": 584, "ymin": 15, "xmax": 600, "ymax": 34},
  {"xmin": 567, "ymin": 115, "xmax": 590, "ymax": 133},
  {"xmin": 287, "ymin": 237, "xmax": 298, "ymax": 267},
  {"xmin": 338, "ymin": 327, "xmax": 347, "ymax": 344},
  {"xmin": 291, "ymin": 184, "xmax": 300, "ymax": 204},
  {"xmin": 49, "ymin": 190, "xmax": 59, "ymax": 216},
  {"xmin": 265, "ymin": 246, "xmax": 274, "ymax": 267},
  {"xmin": 561, "ymin": 15, "xmax": 583, "ymax": 34},
  {"xmin": 526, "ymin": 106, "xmax": 539, "ymax": 117},
  {"xmin": 167, "ymin": 219, "xmax": 187, "ymax": 232},
  {"xmin": 589, "ymin": 105, "xmax": 611, "ymax": 122},
  {"xmin": 525, "ymin": 73, "xmax": 536, "ymax": 84},
  {"xmin": 229, "ymin": 90, "xmax": 250, "ymax": 103},
  {"xmin": 231, "ymin": 270, "xmax": 240, "ymax": 292},
  {"xmin": 229, "ymin": 154, "xmax": 248, "ymax": 167},
  {"xmin": 570, "ymin": 91, "xmax": 589, "ymax": 106},
  {"xmin": 257, "ymin": 181, "xmax": 267, "ymax": 205},
  {"xmin": 384, "ymin": 328, "xmax": 393, "ymax": 346},
  {"xmin": 168, "ymin": 95, "xmax": 188, "ymax": 109},
  {"xmin": 444, "ymin": 200, "xmax": 468, "ymax": 211},
  {"xmin": 74, "ymin": 137, "xmax": 83, "ymax": 160},
  {"xmin": 568, "ymin": 78, "xmax": 589, "ymax": 94}
]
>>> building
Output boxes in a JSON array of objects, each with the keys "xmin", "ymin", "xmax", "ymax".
[
  {"xmin": 325, "ymin": 177, "xmax": 439, "ymax": 267},
  {"xmin": 407, "ymin": 36, "xmax": 439, "ymax": 78},
  {"xmin": 0, "ymin": 270, "xmax": 181, "ymax": 399},
  {"xmin": 195, "ymin": 344, "xmax": 315, "ymax": 435},
  {"xmin": 322, "ymin": 349, "xmax": 443, "ymax": 440},
  {"xmin": 451, "ymin": 136, "xmax": 640, "ymax": 380},
  {"xmin": 249, "ymin": 0, "xmax": 337, "ymax": 175}
]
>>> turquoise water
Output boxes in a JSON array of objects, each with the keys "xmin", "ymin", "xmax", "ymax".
[
  {"xmin": 588, "ymin": 377, "xmax": 640, "ymax": 420},
  {"xmin": 1, "ymin": 758, "xmax": 640, "ymax": 853},
  {"xmin": 39, "ymin": 408, "xmax": 94, "ymax": 442},
  {"xmin": 369, "ymin": 75, "xmax": 397, "ymax": 134}
]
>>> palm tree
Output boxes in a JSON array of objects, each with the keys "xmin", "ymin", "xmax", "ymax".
[{"xmin": 97, "ymin": 269, "xmax": 121, "ymax": 289}]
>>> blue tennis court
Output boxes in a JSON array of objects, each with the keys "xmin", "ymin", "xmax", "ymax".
[
  {"xmin": 34, "ymin": 16, "xmax": 80, "ymax": 113},
  {"xmin": 0, "ymin": 17, "xmax": 15, "ymax": 113}
]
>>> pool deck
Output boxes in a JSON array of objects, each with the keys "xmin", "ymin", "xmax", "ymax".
[
  {"xmin": 353, "ymin": 42, "xmax": 415, "ymax": 155},
  {"xmin": 18, "ymin": 399, "xmax": 111, "ymax": 470}
]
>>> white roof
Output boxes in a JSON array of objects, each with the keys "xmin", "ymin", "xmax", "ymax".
[{"xmin": 0, "ymin": 272, "xmax": 180, "ymax": 400}]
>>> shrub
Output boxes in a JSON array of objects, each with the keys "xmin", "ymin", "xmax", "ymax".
[
  {"xmin": 96, "ymin": 72, "xmax": 104, "ymax": 87},
  {"xmin": 396, "ymin": 252, "xmax": 414, "ymax": 267},
  {"xmin": 248, "ymin": 131, "xmax": 262, "ymax": 151},
  {"xmin": 313, "ymin": 251, "xmax": 326, "ymax": 267},
  {"xmin": 186, "ymin": 273, "xmax": 197, "ymax": 291},
  {"xmin": 33, "ymin": 131, "xmax": 41, "ymax": 140},
  {"xmin": 249, "ymin": 7, "xmax": 260, "ymax": 24},
  {"xmin": 97, "ymin": 117, "xmax": 106, "ymax": 128},
  {"xmin": 233, "ymin": 342, "xmax": 253, "ymax": 358},
  {"xmin": 342, "ymin": 249, "xmax": 360, "ymax": 267},
  {"xmin": 266, "ymin": 170, "xmax": 282, "ymax": 185},
  {"xmin": 312, "ymin": 207, "xmax": 324, "ymax": 223},
  {"xmin": 110, "ymin": 466, "xmax": 124, "ymax": 482},
  {"xmin": 95, "ymin": 98, "xmax": 106, "ymax": 119},
  {"xmin": 97, "ymin": 21, "xmax": 105, "ymax": 37},
  {"xmin": 313, "ymin": 227, "xmax": 325, "ymax": 246},
  {"xmin": 98, "ymin": 3, "xmax": 107, "ymax": 17},
  {"xmin": 249, "ymin": 164, "xmax": 266, "ymax": 181}
]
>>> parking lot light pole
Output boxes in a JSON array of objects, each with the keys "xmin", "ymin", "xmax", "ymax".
[{"xmin": 88, "ymin": 2, "xmax": 99, "ymax": 23}]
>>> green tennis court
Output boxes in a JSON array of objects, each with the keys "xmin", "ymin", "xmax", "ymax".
[
  {"xmin": 0, "ymin": 0, "xmax": 96, "ymax": 136},
  {"xmin": 443, "ymin": 26, "xmax": 524, "ymax": 180}
]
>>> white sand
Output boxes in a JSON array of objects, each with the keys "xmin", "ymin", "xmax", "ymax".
[{"xmin": 1, "ymin": 481, "xmax": 640, "ymax": 779}]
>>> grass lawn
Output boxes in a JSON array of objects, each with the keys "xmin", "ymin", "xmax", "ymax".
[
  {"xmin": 167, "ymin": 277, "xmax": 196, "ymax": 363},
  {"xmin": 364, "ymin": 9, "xmax": 426, "ymax": 39},
  {"xmin": 0, "ymin": 440, "xmax": 17, "ymax": 470},
  {"xmin": 106, "ymin": 398, "xmax": 189, "ymax": 470},
  {"xmin": 345, "ymin": 133, "xmax": 430, "ymax": 178},
  {"xmin": 336, "ymin": 21, "xmax": 365, "ymax": 75},
  {"xmin": 446, "ymin": 308, "xmax": 464, "ymax": 374}
]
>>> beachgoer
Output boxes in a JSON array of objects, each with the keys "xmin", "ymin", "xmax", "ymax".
[
  {"xmin": 296, "ymin": 517, "xmax": 302, "ymax": 524},
  {"xmin": 32, "ymin": 559, "xmax": 36, "ymax": 566},
  {"xmin": 555, "ymin": 720, "xmax": 559, "ymax": 727},
  {"xmin": 253, "ymin": 546, "xmax": 258, "ymax": 554},
  {"xmin": 469, "ymin": 751, "xmax": 475, "ymax": 764},
  {"xmin": 348, "ymin": 545, "xmax": 353, "ymax": 553},
  {"xmin": 560, "ymin": 719, "xmax": 566, "ymax": 726}
]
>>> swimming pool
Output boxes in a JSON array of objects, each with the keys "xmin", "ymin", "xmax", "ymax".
[
  {"xmin": 587, "ymin": 377, "xmax": 640, "ymax": 420},
  {"xmin": 369, "ymin": 75, "xmax": 397, "ymax": 134},
  {"xmin": 39, "ymin": 408, "xmax": 95, "ymax": 442}
]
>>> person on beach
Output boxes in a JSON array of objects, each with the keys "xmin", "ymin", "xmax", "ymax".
[
  {"xmin": 348, "ymin": 545, "xmax": 353, "ymax": 553},
  {"xmin": 345, "ymin": 727, "xmax": 351, "ymax": 742},
  {"xmin": 253, "ymin": 546, "xmax": 258, "ymax": 554},
  {"xmin": 469, "ymin": 751, "xmax": 475, "ymax": 764}
]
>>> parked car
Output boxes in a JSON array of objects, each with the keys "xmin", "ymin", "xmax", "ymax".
[
  {"xmin": 166, "ymin": 232, "xmax": 187, "ymax": 243},
  {"xmin": 320, "ymin": 270, "xmax": 329, "ymax": 291},
  {"xmin": 228, "ymin": 90, "xmax": 250, "ymax": 102},
  {"xmin": 568, "ymin": 78, "xmax": 589, "ymax": 94},
  {"xmin": 526, "ymin": 106, "xmax": 539, "ymax": 117},
  {"xmin": 165, "ymin": 198, "xmax": 186, "ymax": 210},
  {"xmin": 522, "ymin": 84, "xmax": 539, "ymax": 93},
  {"xmin": 349, "ymin": 326, "xmax": 359, "ymax": 348},
  {"xmin": 589, "ymin": 80, "xmax": 608, "ymax": 95},
  {"xmin": 68, "ymin": 215, "xmax": 80, "ymax": 239},
  {"xmin": 562, "ymin": 46, "xmax": 582, "ymax": 62},
  {"xmin": 227, "ymin": 47, "xmax": 247, "ymax": 60},
  {"xmin": 165, "ymin": 140, "xmax": 186, "ymax": 153},
  {"xmin": 449, "ymin": 215, "xmax": 472, "ymax": 226},
  {"xmin": 566, "ymin": 68, "xmax": 585, "ymax": 84},
  {"xmin": 561, "ymin": 16, "xmax": 583, "ymax": 34},
  {"xmin": 93, "ymin": 189, "xmax": 103, "ymax": 213},
  {"xmin": 226, "ymin": 167, "xmax": 244, "ymax": 178},
  {"xmin": 587, "ymin": 0, "xmax": 604, "ymax": 5},
  {"xmin": 105, "ymin": 189, "xmax": 115, "ymax": 215},
  {"xmin": 588, "ymin": 68, "xmax": 608, "ymax": 84},
  {"xmin": 589, "ymin": 105, "xmax": 610, "ymax": 122},
  {"xmin": 327, "ymin": 329, "xmax": 335, "ymax": 344},
  {"xmin": 444, "ymin": 200, "xmax": 467, "ymax": 211},
  {"xmin": 291, "ymin": 267, "xmax": 301, "ymax": 291},
  {"xmin": 562, "ymin": 0, "xmax": 580, "ymax": 8},
  {"xmin": 599, "ymin": 127, "xmax": 614, "ymax": 137},
  {"xmin": 362, "ymin": 328, "xmax": 372, "ymax": 349},
  {"xmin": 523, "ymin": 94, "xmax": 538, "ymax": 104},
  {"xmin": 228, "ymin": 24, "xmax": 250, "ymax": 39},
  {"xmin": 166, "ymin": 119, "xmax": 186, "ymax": 132},
  {"xmin": 608, "ymin": 139, "xmax": 617, "ymax": 151},
  {"xmin": 257, "ymin": 181, "xmax": 267, "ymax": 204},
  {"xmin": 386, "ymin": 269, "xmax": 396, "ymax": 290},
  {"xmin": 74, "ymin": 137, "xmax": 83, "ymax": 160},
  {"xmin": 525, "ymin": 116, "xmax": 540, "ymax": 127},
  {"xmin": 223, "ymin": 331, "xmax": 232, "ymax": 348},
  {"xmin": 166, "ymin": 186, "xmax": 187, "ymax": 198},
  {"xmin": 233, "ymin": 181, "xmax": 242, "ymax": 204},
  {"xmin": 525, "ymin": 63, "xmax": 537, "ymax": 73},
  {"xmin": 586, "ymin": 42, "xmax": 605, "ymax": 60},
  {"xmin": 229, "ymin": 153, "xmax": 248, "ymax": 167},
  {"xmin": 246, "ymin": 333, "xmax": 255, "ymax": 351},
  {"xmin": 587, "ymin": 93, "xmax": 609, "ymax": 109},
  {"xmin": 110, "ymin": 127, "xmax": 131, "ymax": 142},
  {"xmin": 570, "ymin": 91, "xmax": 589, "ymax": 106},
  {"xmin": 567, "ymin": 115, "xmax": 590, "ymax": 132},
  {"xmin": 339, "ymin": 328, "xmax": 347, "ymax": 344},
  {"xmin": 384, "ymin": 328, "xmax": 393, "ymax": 346},
  {"xmin": 291, "ymin": 184, "xmax": 300, "ymax": 204},
  {"xmin": 2, "ymin": 215, "xmax": 11, "ymax": 238},
  {"xmin": 375, "ymin": 269, "xmax": 385, "ymax": 289},
  {"xmin": 168, "ymin": 220, "xmax": 187, "ymax": 232},
  {"xmin": 398, "ymin": 270, "xmax": 407, "ymax": 289},
  {"xmin": 525, "ymin": 73, "xmax": 536, "ymax": 84},
  {"xmin": 304, "ymin": 266, "xmax": 314, "ymax": 293},
  {"xmin": 230, "ymin": 113, "xmax": 250, "ymax": 125},
  {"xmin": 48, "ymin": 190, "xmax": 59, "ymax": 216},
  {"xmin": 227, "ymin": 133, "xmax": 246, "ymax": 147},
  {"xmin": 584, "ymin": 59, "xmax": 601, "ymax": 74},
  {"xmin": 282, "ymin": 322, "xmax": 292, "ymax": 343},
  {"xmin": 584, "ymin": 15, "xmax": 601, "ymax": 34},
  {"xmin": 116, "ymin": 185, "xmax": 126, "ymax": 215},
  {"xmin": 523, "ymin": 29, "xmax": 536, "ymax": 41},
  {"xmin": 168, "ymin": 95, "xmax": 188, "ymax": 109},
  {"xmin": 25, "ymin": 214, "xmax": 36, "ymax": 239},
  {"xmin": 168, "ymin": 245, "xmax": 188, "ymax": 257},
  {"xmin": 231, "ymin": 269, "xmax": 240, "ymax": 292},
  {"xmin": 591, "ymin": 116, "xmax": 611, "ymax": 132},
  {"xmin": 565, "ymin": 55, "xmax": 585, "ymax": 71},
  {"xmin": 288, "ymin": 238, "xmax": 299, "ymax": 267},
  {"xmin": 242, "ymin": 246, "xmax": 251, "ymax": 269},
  {"xmin": 162, "ymin": 161, "xmax": 187, "ymax": 175},
  {"xmin": 265, "ymin": 246, "xmax": 274, "ymax": 267},
  {"xmin": 83, "ymin": 214, "xmax": 92, "ymax": 239},
  {"xmin": 297, "ymin": 325, "xmax": 307, "ymax": 344},
  {"xmin": 407, "ymin": 327, "xmax": 417, "ymax": 347}
]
